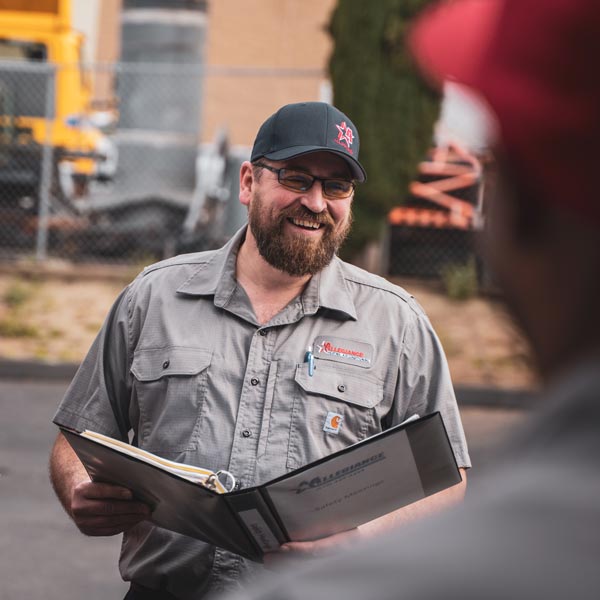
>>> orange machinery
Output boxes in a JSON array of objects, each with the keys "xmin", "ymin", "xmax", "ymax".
[{"xmin": 388, "ymin": 144, "xmax": 485, "ymax": 232}]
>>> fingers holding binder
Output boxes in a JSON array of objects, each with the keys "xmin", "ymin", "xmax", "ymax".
[
  {"xmin": 70, "ymin": 480, "xmax": 152, "ymax": 537},
  {"xmin": 263, "ymin": 528, "xmax": 362, "ymax": 569}
]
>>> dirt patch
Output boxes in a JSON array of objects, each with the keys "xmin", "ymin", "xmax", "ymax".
[
  {"xmin": 0, "ymin": 267, "xmax": 538, "ymax": 389},
  {"xmin": 391, "ymin": 278, "xmax": 537, "ymax": 389},
  {"xmin": 0, "ymin": 273, "xmax": 126, "ymax": 363}
]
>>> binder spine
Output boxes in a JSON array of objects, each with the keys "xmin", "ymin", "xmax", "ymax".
[
  {"xmin": 257, "ymin": 487, "xmax": 291, "ymax": 542},
  {"xmin": 226, "ymin": 489, "xmax": 288, "ymax": 557},
  {"xmin": 406, "ymin": 413, "xmax": 462, "ymax": 496}
]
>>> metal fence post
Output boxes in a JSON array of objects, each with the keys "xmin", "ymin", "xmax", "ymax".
[{"xmin": 35, "ymin": 64, "xmax": 55, "ymax": 262}]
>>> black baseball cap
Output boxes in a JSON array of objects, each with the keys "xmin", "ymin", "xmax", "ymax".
[{"xmin": 250, "ymin": 102, "xmax": 367, "ymax": 182}]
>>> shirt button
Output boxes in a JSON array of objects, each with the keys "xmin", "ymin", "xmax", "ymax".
[
  {"xmin": 162, "ymin": 360, "xmax": 170, "ymax": 369},
  {"xmin": 242, "ymin": 429, "xmax": 252, "ymax": 438},
  {"xmin": 337, "ymin": 384, "xmax": 346, "ymax": 393},
  {"xmin": 258, "ymin": 329, "xmax": 268, "ymax": 336},
  {"xmin": 250, "ymin": 378, "xmax": 259, "ymax": 386}
]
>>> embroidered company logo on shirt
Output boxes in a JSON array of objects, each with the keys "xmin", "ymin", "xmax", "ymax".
[{"xmin": 313, "ymin": 336, "xmax": 374, "ymax": 368}]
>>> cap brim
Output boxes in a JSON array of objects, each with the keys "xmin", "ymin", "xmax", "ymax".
[
  {"xmin": 408, "ymin": 0, "xmax": 503, "ymax": 89},
  {"xmin": 263, "ymin": 146, "xmax": 367, "ymax": 183}
]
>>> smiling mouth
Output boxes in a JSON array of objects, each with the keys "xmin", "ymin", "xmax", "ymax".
[{"xmin": 288, "ymin": 217, "xmax": 323, "ymax": 230}]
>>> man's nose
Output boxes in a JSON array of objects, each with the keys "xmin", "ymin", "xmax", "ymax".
[{"xmin": 300, "ymin": 181, "xmax": 327, "ymax": 213}]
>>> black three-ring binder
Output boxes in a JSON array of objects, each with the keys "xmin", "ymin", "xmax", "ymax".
[{"xmin": 61, "ymin": 412, "xmax": 461, "ymax": 562}]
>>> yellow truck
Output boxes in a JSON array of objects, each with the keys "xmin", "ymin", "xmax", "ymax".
[{"xmin": 0, "ymin": 0, "xmax": 116, "ymax": 207}]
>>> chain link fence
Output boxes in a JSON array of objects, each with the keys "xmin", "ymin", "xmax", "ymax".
[
  {"xmin": 388, "ymin": 227, "xmax": 477, "ymax": 278},
  {"xmin": 0, "ymin": 60, "xmax": 251, "ymax": 265},
  {"xmin": 1, "ymin": 59, "xmax": 488, "ymax": 282}
]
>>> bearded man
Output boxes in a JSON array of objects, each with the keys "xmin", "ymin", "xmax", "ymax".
[{"xmin": 49, "ymin": 102, "xmax": 470, "ymax": 600}]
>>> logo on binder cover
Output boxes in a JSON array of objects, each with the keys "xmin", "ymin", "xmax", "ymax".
[
  {"xmin": 323, "ymin": 411, "xmax": 344, "ymax": 434},
  {"xmin": 294, "ymin": 451, "xmax": 386, "ymax": 494}
]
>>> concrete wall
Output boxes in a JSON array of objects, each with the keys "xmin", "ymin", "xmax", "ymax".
[
  {"xmin": 69, "ymin": 0, "xmax": 338, "ymax": 145},
  {"xmin": 71, "ymin": 0, "xmax": 121, "ymax": 107}
]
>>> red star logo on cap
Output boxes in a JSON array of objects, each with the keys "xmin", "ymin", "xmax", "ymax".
[{"xmin": 335, "ymin": 121, "xmax": 354, "ymax": 149}]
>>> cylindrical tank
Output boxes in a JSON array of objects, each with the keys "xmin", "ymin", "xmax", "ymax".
[{"xmin": 116, "ymin": 1, "xmax": 206, "ymax": 199}]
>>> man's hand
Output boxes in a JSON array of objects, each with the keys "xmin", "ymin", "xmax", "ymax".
[
  {"xmin": 263, "ymin": 528, "xmax": 361, "ymax": 569},
  {"xmin": 50, "ymin": 432, "xmax": 151, "ymax": 537},
  {"xmin": 69, "ymin": 480, "xmax": 152, "ymax": 536}
]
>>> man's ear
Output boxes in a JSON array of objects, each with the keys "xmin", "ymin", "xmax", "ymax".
[{"xmin": 239, "ymin": 161, "xmax": 254, "ymax": 207}]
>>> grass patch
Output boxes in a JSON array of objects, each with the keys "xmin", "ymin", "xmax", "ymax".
[
  {"xmin": 0, "ymin": 317, "xmax": 39, "ymax": 338},
  {"xmin": 33, "ymin": 343, "xmax": 50, "ymax": 360},
  {"xmin": 3, "ymin": 280, "xmax": 34, "ymax": 309},
  {"xmin": 58, "ymin": 349, "xmax": 78, "ymax": 362},
  {"xmin": 0, "ymin": 279, "xmax": 41, "ymax": 339},
  {"xmin": 441, "ymin": 258, "xmax": 478, "ymax": 301}
]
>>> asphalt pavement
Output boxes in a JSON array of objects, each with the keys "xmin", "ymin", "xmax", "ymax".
[
  {"xmin": 0, "ymin": 376, "xmax": 530, "ymax": 600},
  {"xmin": 0, "ymin": 378, "xmax": 127, "ymax": 600}
]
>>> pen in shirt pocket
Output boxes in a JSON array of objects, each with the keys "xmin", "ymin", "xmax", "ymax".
[{"xmin": 304, "ymin": 345, "xmax": 315, "ymax": 377}]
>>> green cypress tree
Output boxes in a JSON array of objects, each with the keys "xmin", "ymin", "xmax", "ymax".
[{"xmin": 329, "ymin": 0, "xmax": 441, "ymax": 258}]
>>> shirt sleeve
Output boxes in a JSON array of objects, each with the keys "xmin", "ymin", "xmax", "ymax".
[
  {"xmin": 392, "ymin": 306, "xmax": 471, "ymax": 469},
  {"xmin": 52, "ymin": 285, "xmax": 133, "ymax": 441}
]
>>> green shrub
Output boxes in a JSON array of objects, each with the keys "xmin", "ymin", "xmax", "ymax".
[
  {"xmin": 441, "ymin": 258, "xmax": 478, "ymax": 301},
  {"xmin": 0, "ymin": 317, "xmax": 39, "ymax": 338},
  {"xmin": 3, "ymin": 281, "xmax": 33, "ymax": 309},
  {"xmin": 329, "ymin": 0, "xmax": 441, "ymax": 258}
]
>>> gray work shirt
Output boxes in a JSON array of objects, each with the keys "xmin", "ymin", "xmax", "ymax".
[{"xmin": 53, "ymin": 227, "xmax": 470, "ymax": 599}]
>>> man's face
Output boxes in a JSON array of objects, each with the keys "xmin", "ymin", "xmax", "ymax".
[{"xmin": 246, "ymin": 152, "xmax": 354, "ymax": 276}]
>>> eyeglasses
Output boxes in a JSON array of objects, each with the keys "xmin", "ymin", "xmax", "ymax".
[{"xmin": 254, "ymin": 162, "xmax": 355, "ymax": 199}]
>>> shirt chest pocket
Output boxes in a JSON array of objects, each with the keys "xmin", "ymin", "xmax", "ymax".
[
  {"xmin": 130, "ymin": 347, "xmax": 212, "ymax": 455},
  {"xmin": 286, "ymin": 362, "xmax": 384, "ymax": 470}
]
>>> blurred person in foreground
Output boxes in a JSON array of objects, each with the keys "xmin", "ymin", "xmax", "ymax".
[
  {"xmin": 48, "ymin": 101, "xmax": 470, "ymax": 599},
  {"xmin": 218, "ymin": 0, "xmax": 600, "ymax": 598}
]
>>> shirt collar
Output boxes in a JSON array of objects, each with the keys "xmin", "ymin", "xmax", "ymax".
[
  {"xmin": 175, "ymin": 227, "xmax": 244, "ymax": 305},
  {"xmin": 301, "ymin": 255, "xmax": 357, "ymax": 321},
  {"xmin": 176, "ymin": 226, "xmax": 357, "ymax": 320}
]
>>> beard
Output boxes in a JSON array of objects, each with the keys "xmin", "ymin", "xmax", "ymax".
[{"xmin": 248, "ymin": 191, "xmax": 352, "ymax": 276}]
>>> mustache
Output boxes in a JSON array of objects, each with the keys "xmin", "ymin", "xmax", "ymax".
[{"xmin": 281, "ymin": 205, "xmax": 335, "ymax": 227}]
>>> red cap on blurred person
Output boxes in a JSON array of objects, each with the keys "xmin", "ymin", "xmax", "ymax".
[{"xmin": 409, "ymin": 0, "xmax": 600, "ymax": 224}]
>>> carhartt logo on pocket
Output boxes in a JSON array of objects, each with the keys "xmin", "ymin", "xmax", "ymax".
[{"xmin": 323, "ymin": 412, "xmax": 344, "ymax": 434}]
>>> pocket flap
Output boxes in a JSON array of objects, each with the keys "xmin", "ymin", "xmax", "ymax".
[
  {"xmin": 131, "ymin": 347, "xmax": 212, "ymax": 382},
  {"xmin": 294, "ymin": 363, "xmax": 383, "ymax": 408}
]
